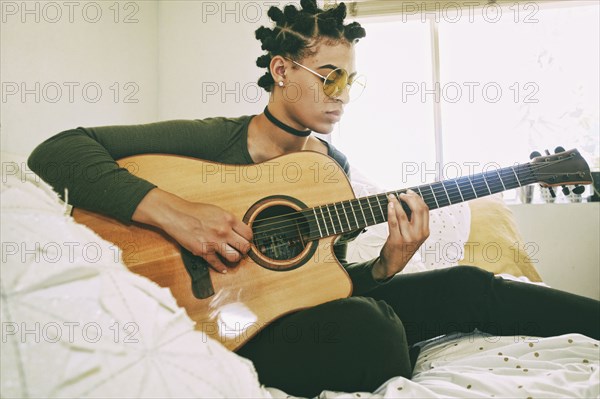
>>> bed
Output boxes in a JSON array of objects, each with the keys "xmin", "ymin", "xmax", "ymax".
[{"xmin": 1, "ymin": 154, "xmax": 598, "ymax": 398}]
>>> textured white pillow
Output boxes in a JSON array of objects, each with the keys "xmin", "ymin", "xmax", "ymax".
[
  {"xmin": 347, "ymin": 166, "xmax": 471, "ymax": 274},
  {"xmin": 1, "ymin": 173, "xmax": 270, "ymax": 398}
]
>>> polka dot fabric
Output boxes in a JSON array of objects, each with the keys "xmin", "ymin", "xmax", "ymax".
[{"xmin": 314, "ymin": 333, "xmax": 599, "ymax": 398}]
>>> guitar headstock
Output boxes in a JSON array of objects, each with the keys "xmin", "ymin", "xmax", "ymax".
[{"xmin": 529, "ymin": 148, "xmax": 592, "ymax": 188}]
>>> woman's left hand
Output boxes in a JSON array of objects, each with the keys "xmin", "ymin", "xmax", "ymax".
[{"xmin": 372, "ymin": 190, "xmax": 430, "ymax": 281}]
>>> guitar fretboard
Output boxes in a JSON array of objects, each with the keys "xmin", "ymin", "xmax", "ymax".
[{"xmin": 302, "ymin": 162, "xmax": 536, "ymax": 241}]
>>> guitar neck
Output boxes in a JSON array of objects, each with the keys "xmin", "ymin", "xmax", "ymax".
[{"xmin": 303, "ymin": 161, "xmax": 536, "ymax": 240}]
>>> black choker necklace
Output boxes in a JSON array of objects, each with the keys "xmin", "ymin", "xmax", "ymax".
[{"xmin": 263, "ymin": 106, "xmax": 311, "ymax": 137}]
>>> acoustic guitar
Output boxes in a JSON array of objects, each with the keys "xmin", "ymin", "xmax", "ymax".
[{"xmin": 73, "ymin": 148, "xmax": 592, "ymax": 350}]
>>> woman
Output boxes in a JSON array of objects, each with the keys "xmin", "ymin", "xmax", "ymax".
[{"xmin": 28, "ymin": 1, "xmax": 599, "ymax": 396}]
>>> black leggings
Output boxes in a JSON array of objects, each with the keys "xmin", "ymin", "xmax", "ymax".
[{"xmin": 237, "ymin": 266, "xmax": 600, "ymax": 397}]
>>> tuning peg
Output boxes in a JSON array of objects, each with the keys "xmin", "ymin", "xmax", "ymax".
[
  {"xmin": 561, "ymin": 185, "xmax": 570, "ymax": 196},
  {"xmin": 544, "ymin": 149, "xmax": 551, "ymax": 156},
  {"xmin": 555, "ymin": 146, "xmax": 566, "ymax": 154},
  {"xmin": 547, "ymin": 187, "xmax": 556, "ymax": 198},
  {"xmin": 572, "ymin": 185, "xmax": 586, "ymax": 195},
  {"xmin": 530, "ymin": 151, "xmax": 542, "ymax": 160}
]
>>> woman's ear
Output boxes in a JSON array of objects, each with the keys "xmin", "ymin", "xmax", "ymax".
[{"xmin": 269, "ymin": 56, "xmax": 287, "ymax": 86}]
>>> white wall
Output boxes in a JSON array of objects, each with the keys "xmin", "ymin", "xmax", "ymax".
[
  {"xmin": 0, "ymin": 0, "xmax": 279, "ymax": 156},
  {"xmin": 510, "ymin": 203, "xmax": 600, "ymax": 300},
  {"xmin": 157, "ymin": 0, "xmax": 269, "ymax": 120},
  {"xmin": 1, "ymin": 1, "xmax": 159, "ymax": 156}
]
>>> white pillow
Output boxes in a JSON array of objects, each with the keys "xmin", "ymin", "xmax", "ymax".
[
  {"xmin": 347, "ymin": 166, "xmax": 471, "ymax": 274},
  {"xmin": 1, "ymin": 172, "xmax": 271, "ymax": 398}
]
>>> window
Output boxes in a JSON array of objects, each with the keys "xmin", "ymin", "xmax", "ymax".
[
  {"xmin": 331, "ymin": 17, "xmax": 437, "ymax": 190},
  {"xmin": 333, "ymin": 1, "xmax": 599, "ymax": 202}
]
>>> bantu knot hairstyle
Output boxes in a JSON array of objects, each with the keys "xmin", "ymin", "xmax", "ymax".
[{"xmin": 255, "ymin": 0, "xmax": 366, "ymax": 92}]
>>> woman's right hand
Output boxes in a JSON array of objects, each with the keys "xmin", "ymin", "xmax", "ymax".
[{"xmin": 132, "ymin": 188, "xmax": 253, "ymax": 273}]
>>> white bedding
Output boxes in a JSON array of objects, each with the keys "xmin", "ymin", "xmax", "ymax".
[
  {"xmin": 267, "ymin": 332, "xmax": 600, "ymax": 399},
  {"xmin": 384, "ymin": 333, "xmax": 598, "ymax": 399}
]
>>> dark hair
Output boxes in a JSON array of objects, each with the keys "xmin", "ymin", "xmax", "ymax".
[{"xmin": 255, "ymin": 0, "xmax": 366, "ymax": 92}]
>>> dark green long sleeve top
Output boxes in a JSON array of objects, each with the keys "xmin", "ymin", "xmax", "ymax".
[{"xmin": 28, "ymin": 114, "xmax": 388, "ymax": 295}]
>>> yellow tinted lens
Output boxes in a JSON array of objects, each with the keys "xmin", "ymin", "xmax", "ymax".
[{"xmin": 323, "ymin": 69, "xmax": 348, "ymax": 98}]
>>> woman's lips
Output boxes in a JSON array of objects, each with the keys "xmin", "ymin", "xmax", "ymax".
[{"xmin": 325, "ymin": 110, "xmax": 342, "ymax": 122}]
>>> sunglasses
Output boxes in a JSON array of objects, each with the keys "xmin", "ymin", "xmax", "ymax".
[{"xmin": 287, "ymin": 59, "xmax": 366, "ymax": 102}]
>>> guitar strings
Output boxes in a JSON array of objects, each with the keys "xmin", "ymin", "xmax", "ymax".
[
  {"xmin": 250, "ymin": 180, "xmax": 527, "ymax": 250},
  {"xmin": 251, "ymin": 166, "xmax": 537, "ymax": 236},
  {"xmin": 251, "ymin": 174, "xmax": 543, "ymax": 254},
  {"xmin": 253, "ymin": 178, "xmax": 532, "ymax": 244},
  {"xmin": 249, "ymin": 158, "xmax": 572, "ymax": 235},
  {"xmin": 252, "ymin": 178, "xmax": 512, "ymax": 245},
  {"xmin": 253, "ymin": 165, "xmax": 580, "ymax": 250},
  {"xmin": 248, "ymin": 159, "xmax": 577, "ymax": 247}
]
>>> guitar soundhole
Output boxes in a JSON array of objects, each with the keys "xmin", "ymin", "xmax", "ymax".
[{"xmin": 251, "ymin": 204, "xmax": 313, "ymax": 270}]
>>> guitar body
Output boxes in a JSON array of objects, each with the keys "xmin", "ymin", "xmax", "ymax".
[
  {"xmin": 73, "ymin": 152, "xmax": 354, "ymax": 351},
  {"xmin": 72, "ymin": 147, "xmax": 593, "ymax": 351}
]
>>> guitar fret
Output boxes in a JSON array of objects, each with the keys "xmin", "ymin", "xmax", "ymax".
[
  {"xmin": 313, "ymin": 208, "xmax": 323, "ymax": 237},
  {"xmin": 351, "ymin": 201, "xmax": 359, "ymax": 229},
  {"xmin": 336, "ymin": 204, "xmax": 344, "ymax": 231},
  {"xmin": 327, "ymin": 204, "xmax": 338, "ymax": 234},
  {"xmin": 499, "ymin": 167, "xmax": 518, "ymax": 189},
  {"xmin": 495, "ymin": 169, "xmax": 507, "ymax": 191},
  {"xmin": 374, "ymin": 195, "xmax": 385, "ymax": 221},
  {"xmin": 510, "ymin": 166, "xmax": 522, "ymax": 187},
  {"xmin": 453, "ymin": 179, "xmax": 465, "ymax": 202},
  {"xmin": 348, "ymin": 200, "xmax": 360, "ymax": 229},
  {"xmin": 431, "ymin": 183, "xmax": 451, "ymax": 208},
  {"xmin": 323, "ymin": 205, "xmax": 336, "ymax": 235},
  {"xmin": 341, "ymin": 202, "xmax": 353, "ymax": 230},
  {"xmin": 440, "ymin": 181, "xmax": 452, "ymax": 205},
  {"xmin": 416, "ymin": 186, "xmax": 423, "ymax": 199},
  {"xmin": 424, "ymin": 185, "xmax": 439, "ymax": 208},
  {"xmin": 357, "ymin": 199, "xmax": 367, "ymax": 228},
  {"xmin": 481, "ymin": 173, "xmax": 492, "ymax": 195},
  {"xmin": 486, "ymin": 170, "xmax": 506, "ymax": 194},
  {"xmin": 334, "ymin": 203, "xmax": 344, "ymax": 232},
  {"xmin": 319, "ymin": 206, "xmax": 330, "ymax": 236},
  {"xmin": 467, "ymin": 175, "xmax": 478, "ymax": 198},
  {"xmin": 366, "ymin": 197, "xmax": 376, "ymax": 223},
  {"xmin": 456, "ymin": 176, "xmax": 477, "ymax": 201},
  {"xmin": 337, "ymin": 202, "xmax": 348, "ymax": 231}
]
